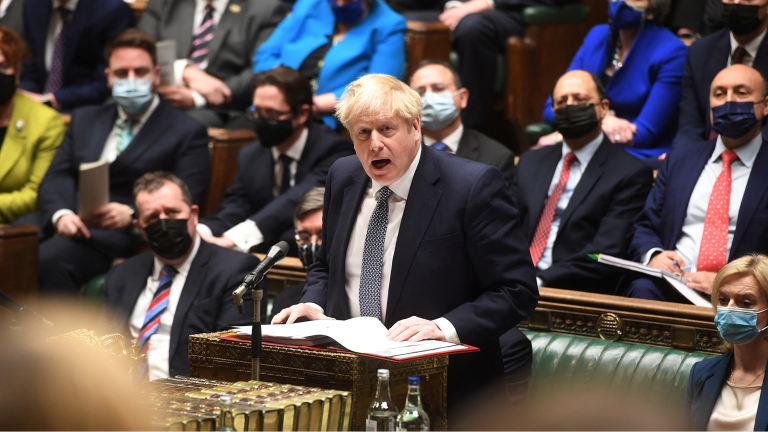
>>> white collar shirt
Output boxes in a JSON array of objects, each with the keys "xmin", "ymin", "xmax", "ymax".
[
  {"xmin": 45, "ymin": 0, "xmax": 79, "ymax": 72},
  {"xmin": 729, "ymin": 28, "xmax": 768, "ymax": 67},
  {"xmin": 100, "ymin": 95, "xmax": 160, "ymax": 163},
  {"xmin": 422, "ymin": 123, "xmax": 463, "ymax": 153},
  {"xmin": 271, "ymin": 127, "xmax": 308, "ymax": 197},
  {"xmin": 0, "ymin": 0, "xmax": 14, "ymax": 18}
]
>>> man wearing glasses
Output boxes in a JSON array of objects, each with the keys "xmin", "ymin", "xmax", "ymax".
[{"xmin": 198, "ymin": 66, "xmax": 352, "ymax": 255}]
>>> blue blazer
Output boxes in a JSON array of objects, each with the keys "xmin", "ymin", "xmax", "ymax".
[
  {"xmin": 684, "ymin": 351, "xmax": 768, "ymax": 430},
  {"xmin": 673, "ymin": 28, "xmax": 768, "ymax": 149},
  {"xmin": 20, "ymin": 0, "xmax": 135, "ymax": 110},
  {"xmin": 543, "ymin": 22, "xmax": 687, "ymax": 158},
  {"xmin": 628, "ymin": 137, "xmax": 768, "ymax": 264},
  {"xmin": 301, "ymin": 145, "xmax": 539, "ymax": 404},
  {"xmin": 253, "ymin": 0, "xmax": 406, "ymax": 128}
]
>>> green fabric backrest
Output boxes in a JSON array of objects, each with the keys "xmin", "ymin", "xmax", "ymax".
[{"xmin": 523, "ymin": 4, "xmax": 589, "ymax": 25}]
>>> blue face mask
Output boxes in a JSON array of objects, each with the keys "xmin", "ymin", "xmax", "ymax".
[
  {"xmin": 112, "ymin": 77, "xmax": 154, "ymax": 116},
  {"xmin": 711, "ymin": 101, "xmax": 762, "ymax": 139},
  {"xmin": 327, "ymin": 0, "xmax": 365, "ymax": 25},
  {"xmin": 608, "ymin": 0, "xmax": 644, "ymax": 30},
  {"xmin": 715, "ymin": 306, "xmax": 768, "ymax": 345},
  {"xmin": 421, "ymin": 91, "xmax": 460, "ymax": 131}
]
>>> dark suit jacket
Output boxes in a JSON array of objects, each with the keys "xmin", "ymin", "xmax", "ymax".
[
  {"xmin": 684, "ymin": 352, "xmax": 768, "ymax": 430},
  {"xmin": 301, "ymin": 145, "xmax": 539, "ymax": 404},
  {"xmin": 0, "ymin": 0, "xmax": 25, "ymax": 37},
  {"xmin": 673, "ymin": 28, "xmax": 768, "ymax": 148},
  {"xmin": 456, "ymin": 127, "xmax": 517, "ymax": 195},
  {"xmin": 20, "ymin": 0, "xmax": 135, "ymax": 110},
  {"xmin": 517, "ymin": 138, "xmax": 653, "ymax": 293},
  {"xmin": 629, "ymin": 137, "xmax": 768, "ymax": 264},
  {"xmin": 99, "ymin": 239, "xmax": 260, "ymax": 377},
  {"xmin": 138, "ymin": 0, "xmax": 286, "ymax": 110},
  {"xmin": 204, "ymin": 123, "xmax": 353, "ymax": 245}
]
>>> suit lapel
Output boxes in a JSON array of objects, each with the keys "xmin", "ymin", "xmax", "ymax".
[
  {"xmin": 455, "ymin": 129, "xmax": 479, "ymax": 160},
  {"xmin": 169, "ymin": 239, "xmax": 211, "ymax": 361},
  {"xmin": 385, "ymin": 146, "xmax": 442, "ymax": 324},
  {"xmin": 731, "ymin": 140, "xmax": 768, "ymax": 257},
  {"xmin": 755, "ymin": 358, "xmax": 768, "ymax": 431},
  {"xmin": 332, "ymin": 170, "xmax": 368, "ymax": 320},
  {"xmin": 116, "ymin": 253, "xmax": 155, "ymax": 330},
  {"xmin": 753, "ymin": 31, "xmax": 768, "ymax": 73},
  {"xmin": 670, "ymin": 141, "xmax": 714, "ymax": 248},
  {"xmin": 558, "ymin": 139, "xmax": 609, "ymax": 229},
  {"xmin": 694, "ymin": 353, "xmax": 731, "ymax": 430},
  {"xmin": 206, "ymin": 0, "xmax": 241, "ymax": 65},
  {"xmin": 173, "ymin": 0, "xmax": 196, "ymax": 59},
  {"xmin": 110, "ymin": 100, "xmax": 168, "ymax": 173},
  {"xmin": 87, "ymin": 104, "xmax": 118, "ymax": 162},
  {"xmin": 0, "ymin": 96, "xmax": 30, "ymax": 183},
  {"xmin": 527, "ymin": 144, "xmax": 562, "ymax": 235}
]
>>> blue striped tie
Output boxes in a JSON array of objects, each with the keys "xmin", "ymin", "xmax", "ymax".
[
  {"xmin": 137, "ymin": 265, "xmax": 176, "ymax": 381},
  {"xmin": 359, "ymin": 186, "xmax": 393, "ymax": 321}
]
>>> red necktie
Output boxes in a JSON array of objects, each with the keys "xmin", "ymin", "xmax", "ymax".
[
  {"xmin": 530, "ymin": 152, "xmax": 577, "ymax": 266},
  {"xmin": 697, "ymin": 150, "xmax": 738, "ymax": 272}
]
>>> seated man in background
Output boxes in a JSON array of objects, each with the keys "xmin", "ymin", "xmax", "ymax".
[
  {"xmin": 518, "ymin": 70, "xmax": 653, "ymax": 293},
  {"xmin": 409, "ymin": 60, "xmax": 516, "ymax": 194},
  {"xmin": 138, "ymin": 0, "xmax": 286, "ymax": 128},
  {"xmin": 21, "ymin": 29, "xmax": 211, "ymax": 296},
  {"xmin": 100, "ymin": 172, "xmax": 259, "ymax": 380},
  {"xmin": 198, "ymin": 66, "xmax": 353, "ymax": 255},
  {"xmin": 19, "ymin": 0, "xmax": 135, "ymax": 110},
  {"xmin": 624, "ymin": 64, "xmax": 768, "ymax": 301}
]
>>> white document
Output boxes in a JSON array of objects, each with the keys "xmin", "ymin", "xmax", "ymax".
[
  {"xmin": 597, "ymin": 254, "xmax": 683, "ymax": 281},
  {"xmin": 78, "ymin": 159, "xmax": 109, "ymax": 221},
  {"xmin": 156, "ymin": 40, "xmax": 176, "ymax": 86},
  {"xmin": 662, "ymin": 275, "xmax": 712, "ymax": 308}
]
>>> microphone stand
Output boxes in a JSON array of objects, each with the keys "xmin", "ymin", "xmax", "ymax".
[{"xmin": 251, "ymin": 287, "xmax": 262, "ymax": 381}]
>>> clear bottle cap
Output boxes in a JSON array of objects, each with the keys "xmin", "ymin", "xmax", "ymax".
[
  {"xmin": 377, "ymin": 369, "xmax": 390, "ymax": 378},
  {"xmin": 220, "ymin": 395, "xmax": 233, "ymax": 404}
]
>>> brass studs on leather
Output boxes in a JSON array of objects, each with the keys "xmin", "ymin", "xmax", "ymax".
[{"xmin": 597, "ymin": 313, "xmax": 624, "ymax": 342}]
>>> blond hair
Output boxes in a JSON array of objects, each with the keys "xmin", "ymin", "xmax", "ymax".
[{"xmin": 334, "ymin": 74, "xmax": 423, "ymax": 130}]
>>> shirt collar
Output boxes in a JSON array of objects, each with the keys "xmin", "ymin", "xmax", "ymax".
[
  {"xmin": 271, "ymin": 127, "xmax": 308, "ymax": 162},
  {"xmin": 422, "ymin": 123, "xmax": 463, "ymax": 153},
  {"xmin": 52, "ymin": 0, "xmax": 78, "ymax": 12},
  {"xmin": 151, "ymin": 234, "xmax": 202, "ymax": 280},
  {"xmin": 711, "ymin": 133, "xmax": 762, "ymax": 168},
  {"xmin": 562, "ymin": 132, "xmax": 604, "ymax": 169},
  {"xmin": 730, "ymin": 27, "xmax": 768, "ymax": 60},
  {"xmin": 371, "ymin": 145, "xmax": 422, "ymax": 200},
  {"xmin": 117, "ymin": 94, "xmax": 160, "ymax": 125}
]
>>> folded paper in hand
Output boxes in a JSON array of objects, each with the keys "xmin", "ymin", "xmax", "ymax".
[{"xmin": 78, "ymin": 159, "xmax": 109, "ymax": 221}]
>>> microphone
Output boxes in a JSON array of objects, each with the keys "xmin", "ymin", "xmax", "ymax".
[{"xmin": 233, "ymin": 241, "xmax": 289, "ymax": 315}]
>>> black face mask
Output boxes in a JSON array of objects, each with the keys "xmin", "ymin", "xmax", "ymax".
[
  {"xmin": 297, "ymin": 242, "xmax": 318, "ymax": 270},
  {"xmin": 0, "ymin": 72, "xmax": 16, "ymax": 106},
  {"xmin": 144, "ymin": 218, "xmax": 193, "ymax": 261},
  {"xmin": 552, "ymin": 103, "xmax": 600, "ymax": 140},
  {"xmin": 253, "ymin": 117, "xmax": 295, "ymax": 148},
  {"xmin": 722, "ymin": 4, "xmax": 763, "ymax": 37}
]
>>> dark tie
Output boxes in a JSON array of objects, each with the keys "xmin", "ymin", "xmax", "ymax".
[
  {"xmin": 432, "ymin": 142, "xmax": 449, "ymax": 152},
  {"xmin": 279, "ymin": 154, "xmax": 292, "ymax": 195},
  {"xmin": 137, "ymin": 265, "xmax": 177, "ymax": 381},
  {"xmin": 359, "ymin": 186, "xmax": 393, "ymax": 321},
  {"xmin": 190, "ymin": 4, "xmax": 215, "ymax": 68},
  {"xmin": 732, "ymin": 46, "xmax": 747, "ymax": 65},
  {"xmin": 44, "ymin": 6, "xmax": 70, "ymax": 94}
]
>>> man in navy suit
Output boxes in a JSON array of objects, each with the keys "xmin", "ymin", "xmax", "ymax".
[
  {"xmin": 271, "ymin": 74, "xmax": 538, "ymax": 408},
  {"xmin": 25, "ymin": 29, "xmax": 210, "ymax": 296},
  {"xmin": 198, "ymin": 66, "xmax": 353, "ymax": 256},
  {"xmin": 19, "ymin": 0, "xmax": 135, "ymax": 111},
  {"xmin": 623, "ymin": 64, "xmax": 768, "ymax": 301},
  {"xmin": 673, "ymin": 0, "xmax": 768, "ymax": 147}
]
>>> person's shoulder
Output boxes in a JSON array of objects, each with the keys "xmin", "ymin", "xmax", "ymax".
[
  {"xmin": 690, "ymin": 352, "xmax": 731, "ymax": 381},
  {"xmin": 368, "ymin": 0, "xmax": 407, "ymax": 27},
  {"xmin": 645, "ymin": 22, "xmax": 687, "ymax": 49},
  {"xmin": 107, "ymin": 251, "xmax": 154, "ymax": 279},
  {"xmin": 464, "ymin": 128, "xmax": 514, "ymax": 157},
  {"xmin": 155, "ymin": 100, "xmax": 207, "ymax": 133},
  {"xmin": 688, "ymin": 27, "xmax": 730, "ymax": 56},
  {"xmin": 14, "ymin": 93, "xmax": 63, "ymax": 124},
  {"xmin": 583, "ymin": 24, "xmax": 610, "ymax": 43},
  {"xmin": 308, "ymin": 123, "xmax": 353, "ymax": 148},
  {"xmin": 242, "ymin": 0, "xmax": 283, "ymax": 14},
  {"xmin": 518, "ymin": 143, "xmax": 560, "ymax": 168},
  {"xmin": 70, "ymin": 102, "xmax": 117, "ymax": 123}
]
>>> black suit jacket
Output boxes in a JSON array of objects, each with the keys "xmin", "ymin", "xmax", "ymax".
[
  {"xmin": 456, "ymin": 127, "xmax": 516, "ymax": 195},
  {"xmin": 99, "ymin": 240, "xmax": 260, "ymax": 377},
  {"xmin": 204, "ymin": 123, "xmax": 353, "ymax": 245},
  {"xmin": 516, "ymin": 137, "xmax": 653, "ymax": 293},
  {"xmin": 138, "ymin": 0, "xmax": 286, "ymax": 110},
  {"xmin": 20, "ymin": 0, "xmax": 135, "ymax": 110},
  {"xmin": 673, "ymin": 28, "xmax": 768, "ymax": 148},
  {"xmin": 302, "ymin": 145, "xmax": 538, "ymax": 404}
]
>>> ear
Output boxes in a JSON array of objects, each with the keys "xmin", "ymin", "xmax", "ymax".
[
  {"xmin": 761, "ymin": 95, "xmax": 768, "ymax": 117},
  {"xmin": 458, "ymin": 88, "xmax": 469, "ymax": 110},
  {"xmin": 153, "ymin": 65, "xmax": 161, "ymax": 87},
  {"xmin": 297, "ymin": 104, "xmax": 311, "ymax": 126},
  {"xmin": 190, "ymin": 204, "xmax": 200, "ymax": 225},
  {"xmin": 598, "ymin": 98, "xmax": 610, "ymax": 120},
  {"xmin": 105, "ymin": 67, "xmax": 112, "ymax": 89},
  {"xmin": 412, "ymin": 116, "xmax": 421, "ymax": 144}
]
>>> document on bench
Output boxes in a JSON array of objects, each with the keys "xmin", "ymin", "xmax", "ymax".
[{"xmin": 232, "ymin": 317, "xmax": 472, "ymax": 360}]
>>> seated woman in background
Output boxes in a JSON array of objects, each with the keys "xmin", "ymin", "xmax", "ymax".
[
  {"xmin": 539, "ymin": 0, "xmax": 687, "ymax": 162},
  {"xmin": 684, "ymin": 254, "xmax": 768, "ymax": 431},
  {"xmin": 0, "ymin": 27, "xmax": 65, "ymax": 224},
  {"xmin": 253, "ymin": 0, "xmax": 406, "ymax": 129}
]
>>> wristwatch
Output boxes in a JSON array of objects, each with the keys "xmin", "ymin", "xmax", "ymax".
[{"xmin": 41, "ymin": 94, "xmax": 53, "ymax": 107}]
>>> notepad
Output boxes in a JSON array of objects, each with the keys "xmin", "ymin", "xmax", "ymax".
[{"xmin": 78, "ymin": 159, "xmax": 109, "ymax": 222}]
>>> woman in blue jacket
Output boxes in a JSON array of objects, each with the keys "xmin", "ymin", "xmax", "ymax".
[
  {"xmin": 683, "ymin": 254, "xmax": 768, "ymax": 431},
  {"xmin": 539, "ymin": 0, "xmax": 687, "ymax": 160},
  {"xmin": 253, "ymin": 0, "xmax": 406, "ymax": 129}
]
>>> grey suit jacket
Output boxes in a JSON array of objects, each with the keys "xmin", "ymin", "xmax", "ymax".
[
  {"xmin": 456, "ymin": 127, "xmax": 517, "ymax": 196},
  {"xmin": 139, "ymin": 0, "xmax": 286, "ymax": 110},
  {"xmin": 0, "ymin": 0, "xmax": 25, "ymax": 37}
]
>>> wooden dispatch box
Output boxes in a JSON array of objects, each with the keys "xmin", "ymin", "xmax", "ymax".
[{"xmin": 189, "ymin": 332, "xmax": 448, "ymax": 430}]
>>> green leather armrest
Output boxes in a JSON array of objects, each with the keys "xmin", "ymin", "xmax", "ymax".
[
  {"xmin": 80, "ymin": 273, "xmax": 107, "ymax": 303},
  {"xmin": 523, "ymin": 4, "xmax": 589, "ymax": 25},
  {"xmin": 525, "ymin": 123, "xmax": 553, "ymax": 146}
]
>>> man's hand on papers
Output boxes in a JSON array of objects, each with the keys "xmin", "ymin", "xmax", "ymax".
[
  {"xmin": 56, "ymin": 214, "xmax": 91, "ymax": 239},
  {"xmin": 649, "ymin": 250, "xmax": 685, "ymax": 274},
  {"xmin": 386, "ymin": 317, "xmax": 446, "ymax": 342},
  {"xmin": 89, "ymin": 203, "xmax": 132, "ymax": 230},
  {"xmin": 683, "ymin": 271, "xmax": 716, "ymax": 295},
  {"xmin": 271, "ymin": 303, "xmax": 335, "ymax": 324}
]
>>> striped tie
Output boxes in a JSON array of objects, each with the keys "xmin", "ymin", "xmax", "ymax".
[
  {"xmin": 137, "ymin": 265, "xmax": 177, "ymax": 381},
  {"xmin": 44, "ymin": 7, "xmax": 70, "ymax": 95},
  {"xmin": 190, "ymin": 4, "xmax": 215, "ymax": 68}
]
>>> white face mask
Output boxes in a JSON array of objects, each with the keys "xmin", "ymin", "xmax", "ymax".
[{"xmin": 421, "ymin": 91, "xmax": 460, "ymax": 131}]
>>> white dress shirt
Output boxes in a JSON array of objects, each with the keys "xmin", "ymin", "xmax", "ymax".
[
  {"xmin": 642, "ymin": 134, "xmax": 761, "ymax": 270},
  {"xmin": 45, "ymin": 0, "xmax": 79, "ymax": 72},
  {"xmin": 51, "ymin": 95, "xmax": 160, "ymax": 226},
  {"xmin": 172, "ymin": 0, "xmax": 230, "ymax": 108},
  {"xmin": 536, "ymin": 134, "xmax": 603, "ymax": 286},
  {"xmin": 729, "ymin": 28, "xmax": 768, "ymax": 67},
  {"xmin": 197, "ymin": 128, "xmax": 308, "ymax": 253},
  {"xmin": 128, "ymin": 235, "xmax": 201, "ymax": 381},
  {"xmin": 422, "ymin": 123, "xmax": 463, "ymax": 153}
]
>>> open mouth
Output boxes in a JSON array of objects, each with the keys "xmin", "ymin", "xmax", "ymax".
[{"xmin": 371, "ymin": 159, "xmax": 391, "ymax": 169}]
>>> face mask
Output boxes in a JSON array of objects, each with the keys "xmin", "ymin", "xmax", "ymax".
[
  {"xmin": 722, "ymin": 4, "xmax": 763, "ymax": 37},
  {"xmin": 608, "ymin": 0, "xmax": 644, "ymax": 30},
  {"xmin": 421, "ymin": 91, "xmax": 460, "ymax": 131},
  {"xmin": 252, "ymin": 115, "xmax": 295, "ymax": 148},
  {"xmin": 715, "ymin": 306, "xmax": 768, "ymax": 345},
  {"xmin": 553, "ymin": 103, "xmax": 600, "ymax": 140},
  {"xmin": 144, "ymin": 218, "xmax": 193, "ymax": 261},
  {"xmin": 711, "ymin": 101, "xmax": 761, "ymax": 139},
  {"xmin": 327, "ymin": 0, "xmax": 364, "ymax": 25},
  {"xmin": 112, "ymin": 77, "xmax": 154, "ymax": 115},
  {"xmin": 0, "ymin": 72, "xmax": 16, "ymax": 106},
  {"xmin": 297, "ymin": 242, "xmax": 319, "ymax": 270}
]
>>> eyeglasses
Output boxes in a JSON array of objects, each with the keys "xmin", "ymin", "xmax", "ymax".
[
  {"xmin": 295, "ymin": 231, "xmax": 321, "ymax": 245},
  {"xmin": 247, "ymin": 106, "xmax": 293, "ymax": 122}
]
